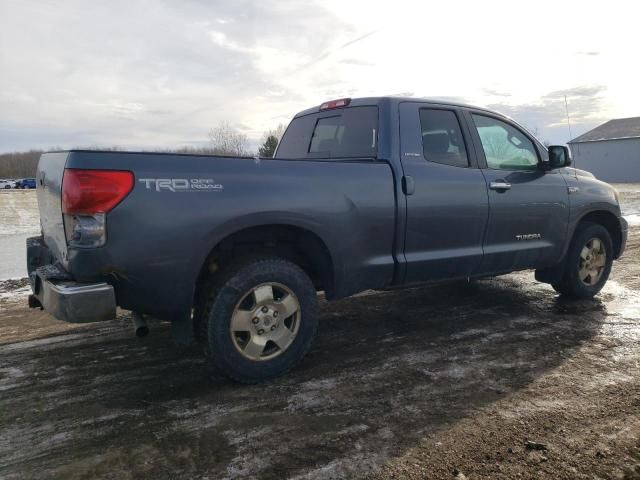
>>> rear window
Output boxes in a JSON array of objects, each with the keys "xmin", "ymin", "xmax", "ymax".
[{"xmin": 275, "ymin": 106, "xmax": 378, "ymax": 160}]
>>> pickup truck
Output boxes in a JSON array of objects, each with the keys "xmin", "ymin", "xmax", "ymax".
[{"xmin": 27, "ymin": 97, "xmax": 627, "ymax": 383}]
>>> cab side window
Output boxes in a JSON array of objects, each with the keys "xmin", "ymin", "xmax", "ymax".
[
  {"xmin": 471, "ymin": 114, "xmax": 539, "ymax": 171},
  {"xmin": 419, "ymin": 109, "xmax": 469, "ymax": 168}
]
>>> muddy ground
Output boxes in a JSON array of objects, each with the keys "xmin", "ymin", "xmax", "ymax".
[{"xmin": 1, "ymin": 190, "xmax": 639, "ymax": 479}]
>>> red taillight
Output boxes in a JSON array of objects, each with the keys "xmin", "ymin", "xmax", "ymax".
[
  {"xmin": 320, "ymin": 98, "xmax": 351, "ymax": 110},
  {"xmin": 62, "ymin": 169, "xmax": 134, "ymax": 215}
]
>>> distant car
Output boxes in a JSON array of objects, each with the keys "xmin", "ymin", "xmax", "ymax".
[
  {"xmin": 17, "ymin": 178, "xmax": 36, "ymax": 189},
  {"xmin": 0, "ymin": 180, "xmax": 16, "ymax": 189}
]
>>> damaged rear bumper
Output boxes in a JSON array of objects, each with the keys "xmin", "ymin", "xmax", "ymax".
[{"xmin": 27, "ymin": 236, "xmax": 116, "ymax": 323}]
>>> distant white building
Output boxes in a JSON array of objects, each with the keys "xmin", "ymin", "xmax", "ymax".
[{"xmin": 568, "ymin": 117, "xmax": 640, "ymax": 182}]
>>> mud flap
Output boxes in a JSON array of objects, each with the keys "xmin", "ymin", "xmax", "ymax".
[
  {"xmin": 535, "ymin": 260, "xmax": 566, "ymax": 285},
  {"xmin": 171, "ymin": 316, "xmax": 197, "ymax": 349}
]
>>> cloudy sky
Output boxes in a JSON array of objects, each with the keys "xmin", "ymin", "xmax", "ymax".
[{"xmin": 1, "ymin": 0, "xmax": 638, "ymax": 153}]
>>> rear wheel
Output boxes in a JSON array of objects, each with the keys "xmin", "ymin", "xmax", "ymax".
[
  {"xmin": 552, "ymin": 222, "xmax": 613, "ymax": 299},
  {"xmin": 196, "ymin": 257, "xmax": 318, "ymax": 383}
]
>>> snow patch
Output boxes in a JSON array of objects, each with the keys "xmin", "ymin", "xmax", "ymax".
[
  {"xmin": 286, "ymin": 378, "xmax": 338, "ymax": 412},
  {"xmin": 624, "ymin": 214, "xmax": 640, "ymax": 226},
  {"xmin": 0, "ymin": 285, "xmax": 31, "ymax": 301}
]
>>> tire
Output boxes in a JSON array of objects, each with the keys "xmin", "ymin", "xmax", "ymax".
[
  {"xmin": 196, "ymin": 256, "xmax": 319, "ymax": 383},
  {"xmin": 552, "ymin": 222, "xmax": 613, "ymax": 299}
]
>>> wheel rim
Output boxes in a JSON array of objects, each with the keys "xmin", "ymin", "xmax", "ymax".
[
  {"xmin": 230, "ymin": 282, "xmax": 301, "ymax": 361},
  {"xmin": 578, "ymin": 237, "xmax": 607, "ymax": 286}
]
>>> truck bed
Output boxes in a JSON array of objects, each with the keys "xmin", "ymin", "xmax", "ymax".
[{"xmin": 34, "ymin": 150, "xmax": 397, "ymax": 321}]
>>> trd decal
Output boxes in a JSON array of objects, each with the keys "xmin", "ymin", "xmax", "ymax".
[{"xmin": 139, "ymin": 178, "xmax": 224, "ymax": 192}]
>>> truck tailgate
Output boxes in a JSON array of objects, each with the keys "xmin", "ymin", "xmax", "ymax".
[{"xmin": 36, "ymin": 152, "xmax": 69, "ymax": 268}]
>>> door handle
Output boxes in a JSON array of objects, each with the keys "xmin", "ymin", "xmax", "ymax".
[{"xmin": 489, "ymin": 181, "xmax": 511, "ymax": 191}]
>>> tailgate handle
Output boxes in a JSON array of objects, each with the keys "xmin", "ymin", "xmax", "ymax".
[{"xmin": 402, "ymin": 175, "xmax": 415, "ymax": 195}]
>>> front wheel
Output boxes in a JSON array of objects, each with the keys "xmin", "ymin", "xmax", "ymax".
[
  {"xmin": 552, "ymin": 222, "xmax": 613, "ymax": 299},
  {"xmin": 196, "ymin": 257, "xmax": 319, "ymax": 383}
]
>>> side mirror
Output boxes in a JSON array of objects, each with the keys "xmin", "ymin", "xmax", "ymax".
[{"xmin": 547, "ymin": 145, "xmax": 572, "ymax": 169}]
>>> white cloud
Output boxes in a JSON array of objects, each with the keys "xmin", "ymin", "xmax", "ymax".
[{"xmin": 1, "ymin": 0, "xmax": 639, "ymax": 151}]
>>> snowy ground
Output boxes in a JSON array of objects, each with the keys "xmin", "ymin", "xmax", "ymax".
[
  {"xmin": 615, "ymin": 183, "xmax": 640, "ymax": 226},
  {"xmin": 0, "ymin": 191, "xmax": 39, "ymax": 280}
]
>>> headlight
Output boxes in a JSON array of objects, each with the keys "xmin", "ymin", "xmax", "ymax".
[{"xmin": 613, "ymin": 188, "xmax": 620, "ymax": 204}]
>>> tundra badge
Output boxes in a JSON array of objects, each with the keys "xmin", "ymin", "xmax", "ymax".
[{"xmin": 516, "ymin": 233, "xmax": 542, "ymax": 240}]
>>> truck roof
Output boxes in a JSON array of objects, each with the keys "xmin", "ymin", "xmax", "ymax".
[{"xmin": 293, "ymin": 96, "xmax": 503, "ymax": 119}]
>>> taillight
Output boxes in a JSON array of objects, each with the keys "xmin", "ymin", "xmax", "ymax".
[
  {"xmin": 62, "ymin": 169, "xmax": 134, "ymax": 215},
  {"xmin": 62, "ymin": 169, "xmax": 133, "ymax": 248},
  {"xmin": 320, "ymin": 98, "xmax": 351, "ymax": 110}
]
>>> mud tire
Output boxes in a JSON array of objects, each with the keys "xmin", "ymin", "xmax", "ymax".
[
  {"xmin": 552, "ymin": 222, "xmax": 613, "ymax": 299},
  {"xmin": 195, "ymin": 256, "xmax": 318, "ymax": 383}
]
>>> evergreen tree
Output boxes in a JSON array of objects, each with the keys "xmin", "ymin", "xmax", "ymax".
[{"xmin": 258, "ymin": 135, "xmax": 279, "ymax": 157}]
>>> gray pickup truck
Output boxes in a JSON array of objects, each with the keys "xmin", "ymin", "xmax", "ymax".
[{"xmin": 28, "ymin": 97, "xmax": 627, "ymax": 382}]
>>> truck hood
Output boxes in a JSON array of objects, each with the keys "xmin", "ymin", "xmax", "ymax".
[{"xmin": 561, "ymin": 167, "xmax": 595, "ymax": 179}]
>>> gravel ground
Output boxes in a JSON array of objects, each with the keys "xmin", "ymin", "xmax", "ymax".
[{"xmin": 0, "ymin": 188, "xmax": 639, "ymax": 479}]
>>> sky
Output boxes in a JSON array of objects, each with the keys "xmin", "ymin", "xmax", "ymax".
[{"xmin": 1, "ymin": 0, "xmax": 639, "ymax": 153}]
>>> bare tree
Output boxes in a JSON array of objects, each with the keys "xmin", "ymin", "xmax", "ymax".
[
  {"xmin": 0, "ymin": 150, "xmax": 43, "ymax": 178},
  {"xmin": 268, "ymin": 123, "xmax": 286, "ymax": 142},
  {"xmin": 208, "ymin": 122, "xmax": 249, "ymax": 156}
]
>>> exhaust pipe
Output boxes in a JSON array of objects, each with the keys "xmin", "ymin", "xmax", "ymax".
[{"xmin": 132, "ymin": 312, "xmax": 149, "ymax": 338}]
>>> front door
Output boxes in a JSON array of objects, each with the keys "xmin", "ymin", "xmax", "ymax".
[
  {"xmin": 399, "ymin": 103, "xmax": 489, "ymax": 283},
  {"xmin": 465, "ymin": 111, "xmax": 569, "ymax": 274}
]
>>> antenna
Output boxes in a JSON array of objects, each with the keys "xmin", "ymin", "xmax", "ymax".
[
  {"xmin": 564, "ymin": 95, "xmax": 578, "ymax": 177},
  {"xmin": 564, "ymin": 95, "xmax": 573, "ymax": 141}
]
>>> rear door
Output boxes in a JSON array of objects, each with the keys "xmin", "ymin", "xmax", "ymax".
[
  {"xmin": 399, "ymin": 103, "xmax": 488, "ymax": 283},
  {"xmin": 464, "ymin": 111, "xmax": 569, "ymax": 273}
]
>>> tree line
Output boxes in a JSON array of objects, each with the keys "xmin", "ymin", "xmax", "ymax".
[
  {"xmin": 0, "ymin": 150, "xmax": 42, "ymax": 179},
  {"xmin": 0, "ymin": 123, "xmax": 286, "ymax": 179}
]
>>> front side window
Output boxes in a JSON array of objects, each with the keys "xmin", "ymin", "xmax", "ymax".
[
  {"xmin": 275, "ymin": 106, "xmax": 378, "ymax": 160},
  {"xmin": 471, "ymin": 114, "xmax": 539, "ymax": 171},
  {"xmin": 419, "ymin": 109, "xmax": 469, "ymax": 167}
]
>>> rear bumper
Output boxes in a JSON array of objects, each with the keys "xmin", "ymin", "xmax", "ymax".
[
  {"xmin": 27, "ymin": 236, "xmax": 116, "ymax": 323},
  {"xmin": 33, "ymin": 278, "xmax": 116, "ymax": 323}
]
